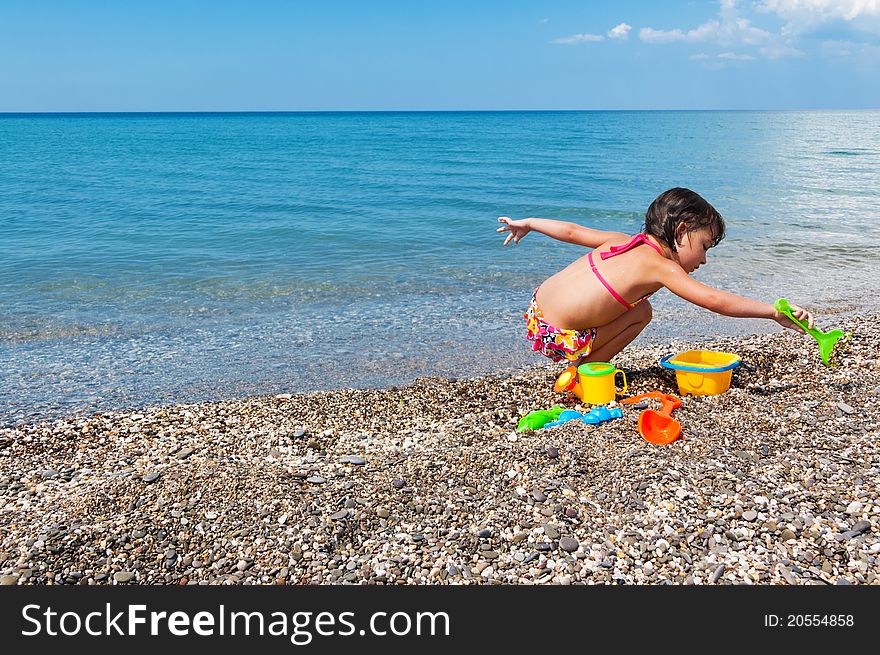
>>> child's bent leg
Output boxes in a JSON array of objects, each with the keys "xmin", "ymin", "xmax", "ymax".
[{"xmin": 576, "ymin": 301, "xmax": 653, "ymax": 365}]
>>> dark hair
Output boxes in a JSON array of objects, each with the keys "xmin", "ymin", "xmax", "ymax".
[{"xmin": 643, "ymin": 188, "xmax": 725, "ymax": 252}]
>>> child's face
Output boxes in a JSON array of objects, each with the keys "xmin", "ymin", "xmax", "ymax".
[{"xmin": 676, "ymin": 227, "xmax": 714, "ymax": 273}]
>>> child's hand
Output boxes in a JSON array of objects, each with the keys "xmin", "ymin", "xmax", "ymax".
[
  {"xmin": 773, "ymin": 303, "xmax": 814, "ymax": 334},
  {"xmin": 497, "ymin": 217, "xmax": 531, "ymax": 246}
]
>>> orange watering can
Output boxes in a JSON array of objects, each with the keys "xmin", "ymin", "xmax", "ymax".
[{"xmin": 621, "ymin": 391, "xmax": 682, "ymax": 445}]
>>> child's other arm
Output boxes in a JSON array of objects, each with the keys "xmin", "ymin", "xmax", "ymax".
[
  {"xmin": 497, "ymin": 217, "xmax": 627, "ymax": 248},
  {"xmin": 656, "ymin": 261, "xmax": 814, "ymax": 333}
]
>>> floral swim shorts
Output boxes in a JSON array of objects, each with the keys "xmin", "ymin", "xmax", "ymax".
[{"xmin": 524, "ymin": 288, "xmax": 596, "ymax": 362}]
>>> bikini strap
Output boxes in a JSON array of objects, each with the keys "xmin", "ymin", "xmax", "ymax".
[
  {"xmin": 599, "ymin": 234, "xmax": 663, "ymax": 261},
  {"xmin": 588, "ymin": 250, "xmax": 633, "ymax": 309}
]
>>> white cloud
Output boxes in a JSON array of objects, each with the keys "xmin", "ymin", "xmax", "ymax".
[
  {"xmin": 553, "ymin": 1, "xmax": 878, "ymax": 62},
  {"xmin": 688, "ymin": 19, "xmax": 724, "ymax": 41},
  {"xmin": 608, "ymin": 22, "xmax": 632, "ymax": 39},
  {"xmin": 552, "ymin": 32, "xmax": 604, "ymax": 44},
  {"xmin": 639, "ymin": 27, "xmax": 687, "ymax": 43},
  {"xmin": 759, "ymin": 43, "xmax": 806, "ymax": 57},
  {"xmin": 640, "ymin": 0, "xmax": 808, "ymax": 60},
  {"xmin": 640, "ymin": 8, "xmax": 773, "ymax": 46},
  {"xmin": 689, "ymin": 51, "xmax": 756, "ymax": 61},
  {"xmin": 689, "ymin": 44, "xmax": 757, "ymax": 68},
  {"xmin": 759, "ymin": 1, "xmax": 880, "ymax": 22},
  {"xmin": 758, "ymin": 0, "xmax": 880, "ymax": 35}
]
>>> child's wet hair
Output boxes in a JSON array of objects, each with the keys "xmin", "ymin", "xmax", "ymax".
[{"xmin": 643, "ymin": 188, "xmax": 725, "ymax": 252}]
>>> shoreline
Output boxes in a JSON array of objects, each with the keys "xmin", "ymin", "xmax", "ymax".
[
  {"xmin": 1, "ymin": 314, "xmax": 878, "ymax": 585},
  {"xmin": 2, "ymin": 301, "xmax": 871, "ymax": 430}
]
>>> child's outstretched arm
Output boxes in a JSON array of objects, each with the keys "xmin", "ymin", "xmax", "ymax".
[
  {"xmin": 655, "ymin": 261, "xmax": 814, "ymax": 333},
  {"xmin": 497, "ymin": 216, "xmax": 627, "ymax": 248}
]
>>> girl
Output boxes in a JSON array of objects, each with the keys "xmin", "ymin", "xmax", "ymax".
[{"xmin": 498, "ymin": 188, "xmax": 814, "ymax": 365}]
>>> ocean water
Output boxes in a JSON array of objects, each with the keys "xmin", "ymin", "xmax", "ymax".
[{"xmin": 2, "ymin": 110, "xmax": 879, "ymax": 425}]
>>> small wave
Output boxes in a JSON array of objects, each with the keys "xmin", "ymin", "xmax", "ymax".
[{"xmin": 825, "ymin": 149, "xmax": 875, "ymax": 156}]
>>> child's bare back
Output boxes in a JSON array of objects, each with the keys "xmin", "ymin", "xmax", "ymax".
[{"xmin": 536, "ymin": 233, "xmax": 668, "ymax": 331}]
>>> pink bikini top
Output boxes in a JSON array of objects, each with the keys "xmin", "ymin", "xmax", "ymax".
[{"xmin": 587, "ymin": 234, "xmax": 663, "ymax": 310}]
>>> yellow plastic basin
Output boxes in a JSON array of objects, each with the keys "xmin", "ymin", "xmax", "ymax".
[{"xmin": 660, "ymin": 350, "xmax": 741, "ymax": 396}]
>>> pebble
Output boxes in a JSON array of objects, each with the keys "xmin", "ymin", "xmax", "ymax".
[
  {"xmin": 114, "ymin": 571, "xmax": 135, "ymax": 583},
  {"xmin": 393, "ymin": 479, "xmax": 406, "ymax": 489},
  {"xmin": 306, "ymin": 476, "xmax": 326, "ymax": 484},
  {"xmin": 532, "ymin": 490, "xmax": 547, "ymax": 503},
  {"xmin": 330, "ymin": 510, "xmax": 350, "ymax": 520},
  {"xmin": 547, "ymin": 447, "xmax": 559, "ymax": 459},
  {"xmin": 780, "ymin": 567, "xmax": 797, "ymax": 585},
  {"xmin": 543, "ymin": 524, "xmax": 559, "ymax": 539},
  {"xmin": 0, "ymin": 575, "xmax": 18, "ymax": 585},
  {"xmin": 837, "ymin": 402, "xmax": 856, "ymax": 415},
  {"xmin": 559, "ymin": 537, "xmax": 579, "ymax": 552},
  {"xmin": 742, "ymin": 510, "xmax": 757, "ymax": 522},
  {"xmin": 340, "ymin": 456, "xmax": 366, "ymax": 465},
  {"xmin": 710, "ymin": 564, "xmax": 725, "ymax": 583},
  {"xmin": 142, "ymin": 472, "xmax": 161, "ymax": 484},
  {"xmin": 848, "ymin": 521, "xmax": 871, "ymax": 536}
]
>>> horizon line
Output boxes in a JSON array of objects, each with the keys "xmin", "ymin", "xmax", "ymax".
[{"xmin": 2, "ymin": 107, "xmax": 879, "ymax": 116}]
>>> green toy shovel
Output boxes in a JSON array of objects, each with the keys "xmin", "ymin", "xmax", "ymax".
[{"xmin": 774, "ymin": 298, "xmax": 847, "ymax": 366}]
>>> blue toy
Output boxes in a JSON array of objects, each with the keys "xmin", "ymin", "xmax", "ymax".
[
  {"xmin": 583, "ymin": 405, "xmax": 623, "ymax": 424},
  {"xmin": 543, "ymin": 405, "xmax": 622, "ymax": 428}
]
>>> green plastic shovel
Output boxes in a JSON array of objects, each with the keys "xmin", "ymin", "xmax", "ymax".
[{"xmin": 774, "ymin": 298, "xmax": 846, "ymax": 366}]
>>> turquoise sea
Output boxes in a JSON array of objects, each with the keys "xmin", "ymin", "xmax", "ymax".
[{"xmin": 2, "ymin": 110, "xmax": 879, "ymax": 425}]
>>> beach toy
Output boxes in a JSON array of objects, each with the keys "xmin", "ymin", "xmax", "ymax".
[
  {"xmin": 543, "ymin": 405, "xmax": 623, "ymax": 428},
  {"xmin": 660, "ymin": 350, "xmax": 741, "ymax": 396},
  {"xmin": 774, "ymin": 298, "xmax": 847, "ymax": 366},
  {"xmin": 621, "ymin": 392, "xmax": 682, "ymax": 445},
  {"xmin": 543, "ymin": 409, "xmax": 586, "ymax": 427},
  {"xmin": 553, "ymin": 362, "xmax": 627, "ymax": 404},
  {"xmin": 517, "ymin": 405, "xmax": 564, "ymax": 431},
  {"xmin": 553, "ymin": 365, "xmax": 581, "ymax": 395},
  {"xmin": 581, "ymin": 405, "xmax": 623, "ymax": 425}
]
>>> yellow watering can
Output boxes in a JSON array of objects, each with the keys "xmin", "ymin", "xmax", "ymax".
[{"xmin": 553, "ymin": 362, "xmax": 627, "ymax": 404}]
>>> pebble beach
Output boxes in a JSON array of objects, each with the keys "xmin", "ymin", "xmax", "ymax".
[{"xmin": 1, "ymin": 313, "xmax": 878, "ymax": 586}]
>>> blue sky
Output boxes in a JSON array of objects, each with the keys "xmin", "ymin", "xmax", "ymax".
[{"xmin": 2, "ymin": 0, "xmax": 879, "ymax": 111}]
